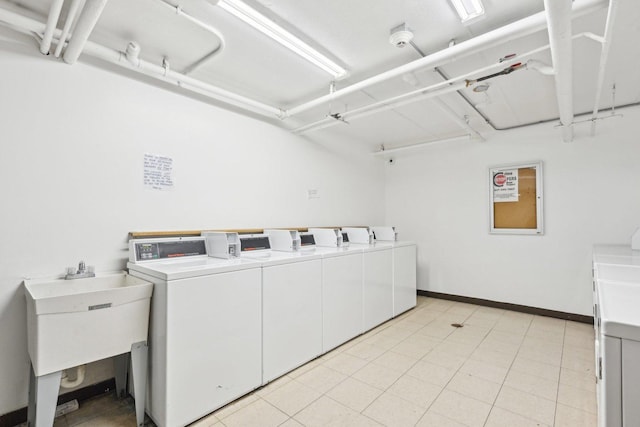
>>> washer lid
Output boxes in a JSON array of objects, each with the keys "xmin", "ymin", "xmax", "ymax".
[
  {"xmin": 127, "ymin": 256, "xmax": 261, "ymax": 281},
  {"xmin": 242, "ymin": 249, "xmax": 322, "ymax": 266},
  {"xmin": 598, "ymin": 280, "xmax": 640, "ymax": 341},
  {"xmin": 593, "ymin": 244, "xmax": 640, "ymax": 267}
]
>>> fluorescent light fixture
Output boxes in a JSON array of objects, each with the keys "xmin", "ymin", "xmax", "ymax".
[
  {"xmin": 449, "ymin": 0, "xmax": 485, "ymax": 24},
  {"xmin": 216, "ymin": 0, "xmax": 347, "ymax": 78}
]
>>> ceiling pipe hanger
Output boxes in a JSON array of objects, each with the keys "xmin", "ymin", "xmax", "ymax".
[
  {"xmin": 590, "ymin": 0, "xmax": 619, "ymax": 136},
  {"xmin": 371, "ymin": 135, "xmax": 471, "ymax": 156},
  {"xmin": 40, "ymin": 0, "xmax": 64, "ymax": 54}
]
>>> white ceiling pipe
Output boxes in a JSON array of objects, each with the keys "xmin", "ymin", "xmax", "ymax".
[
  {"xmin": 153, "ymin": 0, "xmax": 226, "ymax": 74},
  {"xmin": 526, "ymin": 59, "xmax": 555, "ymax": 76},
  {"xmin": 294, "ymin": 82, "xmax": 466, "ymax": 134},
  {"xmin": 371, "ymin": 135, "xmax": 471, "ymax": 156},
  {"xmin": 292, "ymin": 35, "xmax": 590, "ymax": 135},
  {"xmin": 543, "ymin": 0, "xmax": 574, "ymax": 142},
  {"xmin": 398, "ymin": 64, "xmax": 485, "ymax": 141},
  {"xmin": 53, "ymin": 0, "xmax": 85, "ymax": 57},
  {"xmin": 0, "ymin": 7, "xmax": 282, "ymax": 118},
  {"xmin": 0, "ymin": 6, "xmax": 64, "ymax": 42},
  {"xmin": 430, "ymin": 97, "xmax": 484, "ymax": 141},
  {"xmin": 81, "ymin": 42, "xmax": 282, "ymax": 116},
  {"xmin": 590, "ymin": 0, "xmax": 619, "ymax": 136},
  {"xmin": 40, "ymin": 0, "xmax": 65, "ymax": 54},
  {"xmin": 284, "ymin": 0, "xmax": 606, "ymax": 118},
  {"xmin": 63, "ymin": 0, "xmax": 108, "ymax": 64}
]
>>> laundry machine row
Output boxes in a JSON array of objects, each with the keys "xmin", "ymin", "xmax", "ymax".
[{"xmin": 127, "ymin": 226, "xmax": 416, "ymax": 426}]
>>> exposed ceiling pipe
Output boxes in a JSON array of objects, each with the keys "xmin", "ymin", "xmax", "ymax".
[
  {"xmin": 53, "ymin": 0, "xmax": 85, "ymax": 57},
  {"xmin": 0, "ymin": 6, "xmax": 282, "ymax": 118},
  {"xmin": 293, "ymin": 82, "xmax": 466, "ymax": 134},
  {"xmin": 283, "ymin": 0, "xmax": 607, "ymax": 118},
  {"xmin": 152, "ymin": 0, "xmax": 226, "ymax": 75},
  {"xmin": 406, "ymin": 41, "xmax": 485, "ymax": 141},
  {"xmin": 293, "ymin": 37, "xmax": 583, "ymax": 135},
  {"xmin": 82, "ymin": 42, "xmax": 282, "ymax": 116},
  {"xmin": 63, "ymin": 0, "xmax": 108, "ymax": 64},
  {"xmin": 543, "ymin": 0, "xmax": 574, "ymax": 142},
  {"xmin": 371, "ymin": 135, "xmax": 471, "ymax": 156},
  {"xmin": 40, "ymin": 0, "xmax": 65, "ymax": 54},
  {"xmin": 590, "ymin": 0, "xmax": 619, "ymax": 135}
]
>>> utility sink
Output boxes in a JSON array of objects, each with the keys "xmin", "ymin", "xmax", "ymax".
[{"xmin": 24, "ymin": 273, "xmax": 153, "ymax": 377}]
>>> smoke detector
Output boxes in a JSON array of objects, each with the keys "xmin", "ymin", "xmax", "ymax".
[{"xmin": 389, "ymin": 23, "xmax": 414, "ymax": 48}]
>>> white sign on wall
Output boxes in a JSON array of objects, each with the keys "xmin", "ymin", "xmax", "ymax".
[
  {"xmin": 492, "ymin": 169, "xmax": 519, "ymax": 202},
  {"xmin": 144, "ymin": 153, "xmax": 174, "ymax": 190}
]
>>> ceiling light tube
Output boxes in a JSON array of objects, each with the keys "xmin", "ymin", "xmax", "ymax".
[
  {"xmin": 215, "ymin": 0, "xmax": 346, "ymax": 78},
  {"xmin": 449, "ymin": 0, "xmax": 485, "ymax": 23}
]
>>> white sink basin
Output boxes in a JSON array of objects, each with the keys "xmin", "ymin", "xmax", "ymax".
[{"xmin": 24, "ymin": 273, "xmax": 153, "ymax": 377}]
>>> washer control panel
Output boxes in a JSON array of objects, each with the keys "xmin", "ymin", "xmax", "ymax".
[{"xmin": 130, "ymin": 237, "xmax": 207, "ymax": 263}]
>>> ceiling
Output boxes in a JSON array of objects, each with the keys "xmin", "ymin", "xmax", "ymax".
[{"xmin": 1, "ymin": 0, "xmax": 639, "ymax": 150}]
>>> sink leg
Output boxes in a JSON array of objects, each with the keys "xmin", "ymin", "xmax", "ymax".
[
  {"xmin": 27, "ymin": 364, "xmax": 36, "ymax": 427},
  {"xmin": 130, "ymin": 341, "xmax": 148, "ymax": 427},
  {"xmin": 113, "ymin": 353, "xmax": 130, "ymax": 399},
  {"xmin": 27, "ymin": 365, "xmax": 61, "ymax": 427}
]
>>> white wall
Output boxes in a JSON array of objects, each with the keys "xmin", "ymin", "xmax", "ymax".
[
  {"xmin": 0, "ymin": 38, "xmax": 385, "ymax": 414},
  {"xmin": 386, "ymin": 107, "xmax": 640, "ymax": 317}
]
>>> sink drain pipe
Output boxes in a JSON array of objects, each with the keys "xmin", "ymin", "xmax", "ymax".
[{"xmin": 60, "ymin": 364, "xmax": 86, "ymax": 389}]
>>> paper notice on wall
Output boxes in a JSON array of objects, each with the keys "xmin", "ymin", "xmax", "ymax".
[
  {"xmin": 493, "ymin": 169, "xmax": 518, "ymax": 202},
  {"xmin": 144, "ymin": 153, "xmax": 174, "ymax": 190}
]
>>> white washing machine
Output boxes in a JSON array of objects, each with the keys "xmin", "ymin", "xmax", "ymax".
[
  {"xmin": 310, "ymin": 228, "xmax": 364, "ymax": 352},
  {"xmin": 371, "ymin": 226, "xmax": 417, "ymax": 317},
  {"xmin": 596, "ymin": 278, "xmax": 640, "ymax": 427},
  {"xmin": 593, "ymin": 245, "xmax": 640, "ymax": 427},
  {"xmin": 127, "ymin": 237, "xmax": 262, "ymax": 427},
  {"xmin": 343, "ymin": 227, "xmax": 393, "ymax": 332},
  {"xmin": 240, "ymin": 232, "xmax": 322, "ymax": 383},
  {"xmin": 390, "ymin": 240, "xmax": 417, "ymax": 316}
]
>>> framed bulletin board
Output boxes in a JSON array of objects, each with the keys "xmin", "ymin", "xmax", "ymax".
[{"xmin": 489, "ymin": 161, "xmax": 543, "ymax": 235}]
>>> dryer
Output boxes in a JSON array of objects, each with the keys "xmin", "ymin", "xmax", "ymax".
[{"xmin": 127, "ymin": 237, "xmax": 262, "ymax": 427}]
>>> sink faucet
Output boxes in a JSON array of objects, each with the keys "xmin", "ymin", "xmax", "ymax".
[{"xmin": 65, "ymin": 261, "xmax": 96, "ymax": 280}]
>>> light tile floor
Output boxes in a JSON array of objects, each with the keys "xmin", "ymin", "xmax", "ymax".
[{"xmin": 35, "ymin": 296, "xmax": 597, "ymax": 426}]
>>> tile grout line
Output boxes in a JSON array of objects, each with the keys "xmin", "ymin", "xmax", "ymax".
[{"xmin": 480, "ymin": 312, "xmax": 530, "ymax": 427}]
